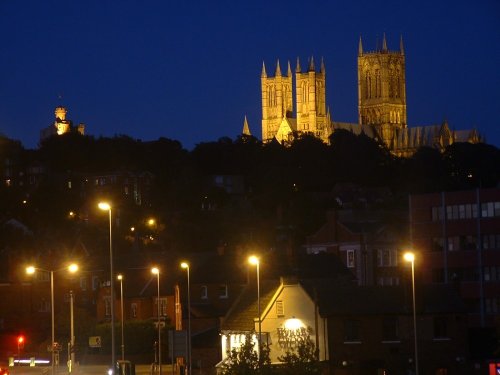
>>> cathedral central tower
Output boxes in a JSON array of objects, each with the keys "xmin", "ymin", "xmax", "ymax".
[{"xmin": 357, "ymin": 35, "xmax": 407, "ymax": 147}]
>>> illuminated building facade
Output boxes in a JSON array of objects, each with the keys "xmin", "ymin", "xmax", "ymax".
[
  {"xmin": 259, "ymin": 35, "xmax": 481, "ymax": 156},
  {"xmin": 219, "ymin": 277, "xmax": 329, "ymax": 365},
  {"xmin": 39, "ymin": 106, "xmax": 85, "ymax": 143},
  {"xmin": 410, "ymin": 188, "xmax": 500, "ymax": 329}
]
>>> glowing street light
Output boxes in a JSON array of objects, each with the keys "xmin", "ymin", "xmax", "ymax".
[
  {"xmin": 180, "ymin": 262, "xmax": 191, "ymax": 374},
  {"xmin": 26, "ymin": 263, "xmax": 78, "ymax": 375},
  {"xmin": 98, "ymin": 201, "xmax": 116, "ymax": 374},
  {"xmin": 248, "ymin": 255, "xmax": 261, "ymax": 360},
  {"xmin": 117, "ymin": 274, "xmax": 125, "ymax": 361},
  {"xmin": 404, "ymin": 252, "xmax": 419, "ymax": 375},
  {"xmin": 151, "ymin": 267, "xmax": 161, "ymax": 375}
]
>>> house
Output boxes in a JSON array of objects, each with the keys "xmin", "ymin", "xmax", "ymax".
[{"xmin": 304, "ymin": 209, "xmax": 407, "ymax": 286}]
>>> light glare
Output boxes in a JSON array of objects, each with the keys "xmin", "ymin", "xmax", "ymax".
[
  {"xmin": 68, "ymin": 264, "xmax": 79, "ymax": 273},
  {"xmin": 404, "ymin": 252, "xmax": 415, "ymax": 262},
  {"xmin": 248, "ymin": 255, "xmax": 259, "ymax": 266},
  {"xmin": 98, "ymin": 202, "xmax": 111, "ymax": 211}
]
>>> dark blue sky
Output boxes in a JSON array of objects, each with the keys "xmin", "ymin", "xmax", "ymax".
[{"xmin": 0, "ymin": 0, "xmax": 498, "ymax": 150}]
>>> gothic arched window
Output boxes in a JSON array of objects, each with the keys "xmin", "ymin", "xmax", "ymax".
[
  {"xmin": 375, "ymin": 69, "xmax": 381, "ymax": 98},
  {"xmin": 396, "ymin": 70, "xmax": 401, "ymax": 98},
  {"xmin": 302, "ymin": 82, "xmax": 308, "ymax": 110},
  {"xmin": 388, "ymin": 69, "xmax": 394, "ymax": 98},
  {"xmin": 365, "ymin": 72, "xmax": 371, "ymax": 99}
]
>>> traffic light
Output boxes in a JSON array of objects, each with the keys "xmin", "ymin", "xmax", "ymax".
[{"xmin": 17, "ymin": 335, "xmax": 25, "ymax": 349}]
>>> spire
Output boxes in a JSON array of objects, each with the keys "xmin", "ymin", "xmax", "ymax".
[
  {"xmin": 287, "ymin": 60, "xmax": 292, "ymax": 77},
  {"xmin": 275, "ymin": 59, "xmax": 282, "ymax": 76},
  {"xmin": 399, "ymin": 34, "xmax": 405, "ymax": 55},
  {"xmin": 296, "ymin": 57, "xmax": 301, "ymax": 73},
  {"xmin": 358, "ymin": 36, "xmax": 363, "ymax": 55},
  {"xmin": 261, "ymin": 61, "xmax": 267, "ymax": 78},
  {"xmin": 308, "ymin": 56, "xmax": 315, "ymax": 72},
  {"xmin": 242, "ymin": 115, "xmax": 251, "ymax": 136},
  {"xmin": 320, "ymin": 57, "xmax": 325, "ymax": 74},
  {"xmin": 382, "ymin": 33, "xmax": 388, "ymax": 52}
]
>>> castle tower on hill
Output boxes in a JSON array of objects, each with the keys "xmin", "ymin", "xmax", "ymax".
[
  {"xmin": 257, "ymin": 35, "xmax": 481, "ymax": 156},
  {"xmin": 358, "ymin": 34, "xmax": 407, "ymax": 148},
  {"xmin": 40, "ymin": 106, "xmax": 85, "ymax": 143}
]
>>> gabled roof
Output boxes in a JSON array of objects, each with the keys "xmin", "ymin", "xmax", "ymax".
[
  {"xmin": 338, "ymin": 220, "xmax": 385, "ymax": 236},
  {"xmin": 221, "ymin": 279, "xmax": 281, "ymax": 331},
  {"xmin": 275, "ymin": 117, "xmax": 297, "ymax": 143}
]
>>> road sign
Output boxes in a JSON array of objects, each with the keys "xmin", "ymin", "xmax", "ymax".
[
  {"xmin": 167, "ymin": 330, "xmax": 187, "ymax": 358},
  {"xmin": 47, "ymin": 342, "xmax": 62, "ymax": 352},
  {"xmin": 89, "ymin": 336, "xmax": 101, "ymax": 348}
]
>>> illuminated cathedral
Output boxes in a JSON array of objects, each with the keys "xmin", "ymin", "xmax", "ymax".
[{"xmin": 254, "ymin": 35, "xmax": 481, "ymax": 157}]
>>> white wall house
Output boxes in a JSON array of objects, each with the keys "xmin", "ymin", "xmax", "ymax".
[{"xmin": 219, "ymin": 277, "xmax": 328, "ymax": 365}]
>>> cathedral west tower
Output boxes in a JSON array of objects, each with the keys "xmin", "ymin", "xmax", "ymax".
[
  {"xmin": 358, "ymin": 35, "xmax": 407, "ymax": 148},
  {"xmin": 295, "ymin": 57, "xmax": 329, "ymax": 142},
  {"xmin": 261, "ymin": 60, "xmax": 293, "ymax": 142}
]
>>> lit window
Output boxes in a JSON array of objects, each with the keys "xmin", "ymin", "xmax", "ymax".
[
  {"xmin": 105, "ymin": 297, "xmax": 111, "ymax": 317},
  {"xmin": 219, "ymin": 284, "xmax": 228, "ymax": 299},
  {"xmin": 276, "ymin": 300, "xmax": 284, "ymax": 317},
  {"xmin": 159, "ymin": 298, "xmax": 168, "ymax": 316},
  {"xmin": 92, "ymin": 276, "xmax": 99, "ymax": 290},
  {"xmin": 201, "ymin": 286, "xmax": 208, "ymax": 299},
  {"xmin": 347, "ymin": 250, "xmax": 355, "ymax": 268},
  {"xmin": 80, "ymin": 277, "xmax": 87, "ymax": 291}
]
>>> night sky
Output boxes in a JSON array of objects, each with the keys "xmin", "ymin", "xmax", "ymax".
[{"xmin": 0, "ymin": 0, "xmax": 498, "ymax": 150}]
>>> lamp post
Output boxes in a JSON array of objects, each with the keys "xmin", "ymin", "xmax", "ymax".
[
  {"xmin": 69, "ymin": 290, "xmax": 74, "ymax": 374},
  {"xmin": 180, "ymin": 262, "xmax": 191, "ymax": 375},
  {"xmin": 117, "ymin": 274, "xmax": 125, "ymax": 361},
  {"xmin": 248, "ymin": 256, "xmax": 261, "ymax": 360},
  {"xmin": 151, "ymin": 267, "xmax": 161, "ymax": 375},
  {"xmin": 26, "ymin": 263, "xmax": 78, "ymax": 375},
  {"xmin": 404, "ymin": 252, "xmax": 419, "ymax": 375},
  {"xmin": 98, "ymin": 202, "xmax": 116, "ymax": 374}
]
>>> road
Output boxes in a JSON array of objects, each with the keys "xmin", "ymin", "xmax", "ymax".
[{"xmin": 7, "ymin": 364, "xmax": 181, "ymax": 375}]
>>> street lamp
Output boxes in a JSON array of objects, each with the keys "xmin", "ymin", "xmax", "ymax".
[
  {"xmin": 248, "ymin": 255, "xmax": 261, "ymax": 360},
  {"xmin": 180, "ymin": 262, "xmax": 191, "ymax": 375},
  {"xmin": 26, "ymin": 263, "xmax": 78, "ymax": 375},
  {"xmin": 117, "ymin": 274, "xmax": 125, "ymax": 361},
  {"xmin": 69, "ymin": 290, "xmax": 74, "ymax": 374},
  {"xmin": 151, "ymin": 267, "xmax": 161, "ymax": 375},
  {"xmin": 98, "ymin": 201, "xmax": 116, "ymax": 374},
  {"xmin": 404, "ymin": 252, "xmax": 419, "ymax": 375}
]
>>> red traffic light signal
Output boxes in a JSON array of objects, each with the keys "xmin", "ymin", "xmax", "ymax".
[{"xmin": 17, "ymin": 335, "xmax": 25, "ymax": 348}]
